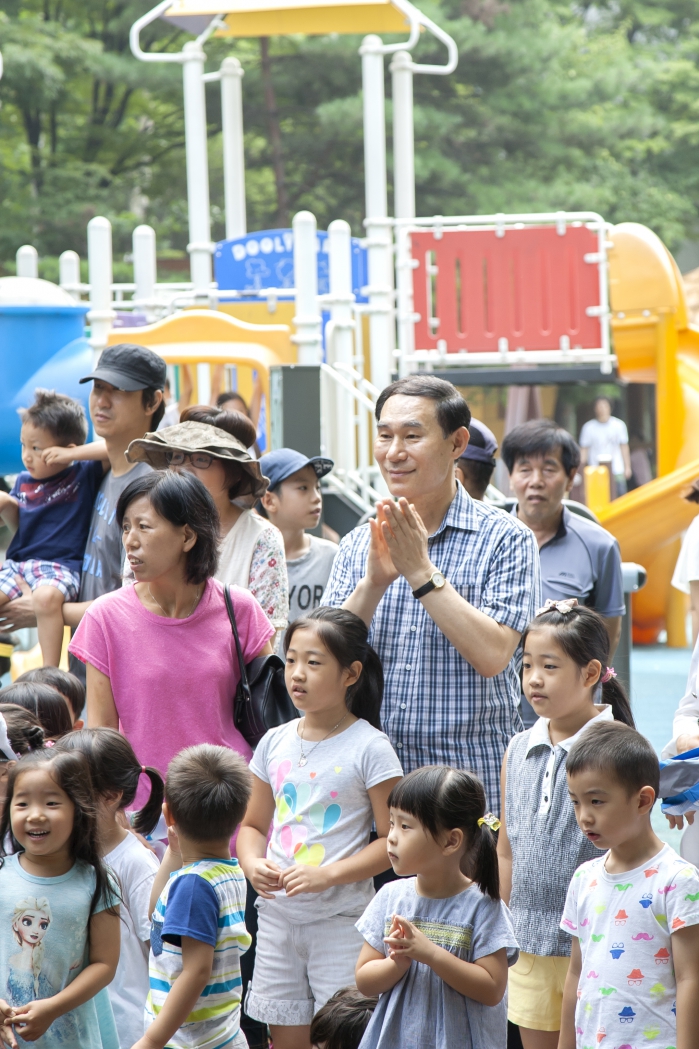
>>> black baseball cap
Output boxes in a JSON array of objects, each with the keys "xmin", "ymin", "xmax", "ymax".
[{"xmin": 79, "ymin": 343, "xmax": 167, "ymax": 391}]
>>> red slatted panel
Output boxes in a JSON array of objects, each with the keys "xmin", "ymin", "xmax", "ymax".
[{"xmin": 411, "ymin": 225, "xmax": 601, "ymax": 353}]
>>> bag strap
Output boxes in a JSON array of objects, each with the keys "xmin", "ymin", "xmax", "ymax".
[{"xmin": 224, "ymin": 585, "xmax": 252, "ymax": 703}]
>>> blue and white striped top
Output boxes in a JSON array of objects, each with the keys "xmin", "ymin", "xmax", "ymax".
[{"xmin": 146, "ymin": 858, "xmax": 251, "ymax": 1049}]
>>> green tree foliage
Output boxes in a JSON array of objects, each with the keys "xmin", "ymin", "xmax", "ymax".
[{"xmin": 1, "ymin": 0, "xmax": 699, "ymax": 264}]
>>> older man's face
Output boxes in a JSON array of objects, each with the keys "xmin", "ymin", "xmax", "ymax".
[
  {"xmin": 374, "ymin": 395, "xmax": 466, "ymax": 501},
  {"xmin": 510, "ymin": 446, "xmax": 574, "ymax": 526}
]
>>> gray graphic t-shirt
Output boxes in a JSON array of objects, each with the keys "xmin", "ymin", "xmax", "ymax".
[
  {"xmin": 287, "ymin": 535, "xmax": 337, "ymax": 622},
  {"xmin": 356, "ymin": 878, "xmax": 518, "ymax": 1049}
]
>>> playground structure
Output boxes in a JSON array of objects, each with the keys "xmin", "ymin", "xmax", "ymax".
[{"xmin": 1, "ymin": 0, "xmax": 699, "ymax": 644}]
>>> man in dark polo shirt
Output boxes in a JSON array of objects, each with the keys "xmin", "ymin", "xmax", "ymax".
[{"xmin": 501, "ymin": 419, "xmax": 624, "ymax": 726}]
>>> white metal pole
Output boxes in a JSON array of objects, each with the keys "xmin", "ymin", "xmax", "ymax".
[
  {"xmin": 391, "ymin": 50, "xmax": 416, "ymax": 375},
  {"xmin": 361, "ymin": 34, "xmax": 394, "ymax": 392},
  {"xmin": 132, "ymin": 224, "xmax": 157, "ymax": 317},
  {"xmin": 87, "ymin": 216, "xmax": 115, "ymax": 356},
  {"xmin": 328, "ymin": 219, "xmax": 356, "ymax": 474},
  {"xmin": 59, "ymin": 250, "xmax": 81, "ymax": 300},
  {"xmin": 182, "ymin": 40, "xmax": 212, "ymax": 295},
  {"xmin": 221, "ymin": 56, "xmax": 247, "ymax": 240},
  {"xmin": 16, "ymin": 245, "xmax": 38, "ymax": 279},
  {"xmin": 292, "ymin": 211, "xmax": 322, "ymax": 365}
]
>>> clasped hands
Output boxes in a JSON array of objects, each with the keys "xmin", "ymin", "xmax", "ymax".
[
  {"xmin": 249, "ymin": 858, "xmax": 331, "ymax": 898},
  {"xmin": 366, "ymin": 498, "xmax": 433, "ymax": 593},
  {"xmin": 384, "ymin": 913, "xmax": 435, "ymax": 971},
  {"xmin": 0, "ymin": 996, "xmax": 57, "ymax": 1046}
]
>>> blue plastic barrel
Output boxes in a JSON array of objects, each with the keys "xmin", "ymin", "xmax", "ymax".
[{"xmin": 0, "ymin": 278, "xmax": 90, "ymax": 474}]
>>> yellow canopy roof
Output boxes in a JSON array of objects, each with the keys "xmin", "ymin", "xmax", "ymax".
[{"xmin": 163, "ymin": 0, "xmax": 412, "ymax": 37}]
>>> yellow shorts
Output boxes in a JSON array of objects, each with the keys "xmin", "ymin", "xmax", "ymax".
[{"xmin": 507, "ymin": 952, "xmax": 570, "ymax": 1032}]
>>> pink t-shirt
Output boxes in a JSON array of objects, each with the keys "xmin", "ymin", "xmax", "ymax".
[{"xmin": 69, "ymin": 578, "xmax": 274, "ymax": 804}]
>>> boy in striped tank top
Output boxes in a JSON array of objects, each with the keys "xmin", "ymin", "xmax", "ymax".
[{"xmin": 136, "ymin": 745, "xmax": 253, "ymax": 1049}]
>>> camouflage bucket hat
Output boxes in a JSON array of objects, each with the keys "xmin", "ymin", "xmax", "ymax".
[{"xmin": 126, "ymin": 421, "xmax": 269, "ymax": 500}]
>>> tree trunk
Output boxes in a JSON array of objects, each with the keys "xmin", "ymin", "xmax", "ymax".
[{"xmin": 259, "ymin": 36, "xmax": 289, "ymax": 227}]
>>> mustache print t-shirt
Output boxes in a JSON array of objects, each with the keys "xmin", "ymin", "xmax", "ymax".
[{"xmin": 561, "ymin": 844, "xmax": 699, "ymax": 1045}]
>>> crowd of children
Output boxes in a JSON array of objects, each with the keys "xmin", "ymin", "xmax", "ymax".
[{"xmin": 0, "ymin": 384, "xmax": 696, "ymax": 1049}]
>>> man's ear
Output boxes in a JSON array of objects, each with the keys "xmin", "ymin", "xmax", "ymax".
[
  {"xmin": 452, "ymin": 426, "xmax": 470, "ymax": 461},
  {"xmin": 566, "ymin": 468, "xmax": 578, "ymax": 494},
  {"xmin": 144, "ymin": 390, "xmax": 164, "ymax": 418}
]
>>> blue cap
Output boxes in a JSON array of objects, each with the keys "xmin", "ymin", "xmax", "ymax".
[
  {"xmin": 459, "ymin": 419, "xmax": 498, "ymax": 465},
  {"xmin": 259, "ymin": 448, "xmax": 334, "ymax": 491}
]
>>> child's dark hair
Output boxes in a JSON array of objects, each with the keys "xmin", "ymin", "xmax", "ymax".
[
  {"xmin": 0, "ymin": 704, "xmax": 45, "ymax": 755},
  {"xmin": 310, "ymin": 988, "xmax": 379, "ymax": 1049},
  {"xmin": 20, "ymin": 389, "xmax": 88, "ymax": 446},
  {"xmin": 166, "ymin": 744, "xmax": 252, "ymax": 840},
  {"xmin": 16, "ymin": 667, "xmax": 85, "ymax": 722},
  {"xmin": 0, "ymin": 682, "xmax": 73, "ymax": 739},
  {"xmin": 0, "ymin": 749, "xmax": 118, "ymax": 915},
  {"xmin": 56, "ymin": 728, "xmax": 164, "ymax": 835},
  {"xmin": 284, "ymin": 607, "xmax": 383, "ymax": 729},
  {"xmin": 566, "ymin": 720, "xmax": 660, "ymax": 798},
  {"xmin": 522, "ymin": 605, "xmax": 634, "ymax": 727},
  {"xmin": 388, "ymin": 766, "xmax": 500, "ymax": 900}
]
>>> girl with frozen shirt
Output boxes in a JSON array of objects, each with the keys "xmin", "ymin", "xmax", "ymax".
[
  {"xmin": 68, "ymin": 470, "xmax": 274, "ymax": 806},
  {"xmin": 0, "ymin": 748, "xmax": 120, "ymax": 1049},
  {"xmin": 56, "ymin": 728, "xmax": 163, "ymax": 1049},
  {"xmin": 237, "ymin": 607, "xmax": 403, "ymax": 1049},
  {"xmin": 355, "ymin": 766, "xmax": 518, "ymax": 1049}
]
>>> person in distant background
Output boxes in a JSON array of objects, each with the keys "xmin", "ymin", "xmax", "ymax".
[
  {"xmin": 216, "ymin": 387, "xmax": 262, "ymax": 457},
  {"xmin": 579, "ymin": 395, "xmax": 632, "ymax": 495},
  {"xmin": 672, "ymin": 479, "xmax": 699, "ymax": 643},
  {"xmin": 259, "ymin": 449, "xmax": 337, "ymax": 633},
  {"xmin": 454, "ymin": 419, "xmax": 498, "ymax": 500}
]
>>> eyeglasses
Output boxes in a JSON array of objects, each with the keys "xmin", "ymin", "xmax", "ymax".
[{"xmin": 164, "ymin": 451, "xmax": 215, "ymax": 469}]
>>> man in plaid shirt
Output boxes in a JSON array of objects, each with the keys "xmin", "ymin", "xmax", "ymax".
[{"xmin": 323, "ymin": 376, "xmax": 541, "ymax": 811}]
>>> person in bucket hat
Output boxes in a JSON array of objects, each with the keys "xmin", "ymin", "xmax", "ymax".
[{"xmin": 127, "ymin": 414, "xmax": 289, "ymax": 635}]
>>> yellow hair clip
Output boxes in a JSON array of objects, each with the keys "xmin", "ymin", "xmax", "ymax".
[
  {"xmin": 477, "ymin": 813, "xmax": 501, "ymax": 832},
  {"xmin": 0, "ymin": 643, "xmax": 14, "ymax": 658}
]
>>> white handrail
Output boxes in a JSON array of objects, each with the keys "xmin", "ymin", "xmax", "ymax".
[{"xmin": 130, "ymin": 1, "xmax": 183, "ymax": 63}]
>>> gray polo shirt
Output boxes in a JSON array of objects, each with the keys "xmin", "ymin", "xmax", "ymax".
[{"xmin": 511, "ymin": 504, "xmax": 624, "ymax": 616}]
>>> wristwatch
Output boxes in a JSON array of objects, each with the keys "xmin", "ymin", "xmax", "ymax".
[{"xmin": 412, "ymin": 571, "xmax": 446, "ymax": 599}]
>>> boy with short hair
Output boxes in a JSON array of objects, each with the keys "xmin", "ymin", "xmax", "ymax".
[
  {"xmin": 310, "ymin": 987, "xmax": 378, "ymax": 1049},
  {"xmin": 135, "ymin": 744, "xmax": 253, "ymax": 1049},
  {"xmin": 560, "ymin": 720, "xmax": 699, "ymax": 1049},
  {"xmin": 259, "ymin": 449, "xmax": 337, "ymax": 624},
  {"xmin": 0, "ymin": 389, "xmax": 108, "ymax": 666}
]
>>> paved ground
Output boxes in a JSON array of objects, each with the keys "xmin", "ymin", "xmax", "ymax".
[{"xmin": 630, "ymin": 644, "xmax": 693, "ymax": 849}]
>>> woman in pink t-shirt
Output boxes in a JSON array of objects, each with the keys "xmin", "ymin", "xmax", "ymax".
[{"xmin": 69, "ymin": 470, "xmax": 274, "ymax": 800}]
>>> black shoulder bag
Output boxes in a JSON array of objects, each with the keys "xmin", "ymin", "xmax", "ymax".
[{"xmin": 225, "ymin": 585, "xmax": 299, "ymax": 747}]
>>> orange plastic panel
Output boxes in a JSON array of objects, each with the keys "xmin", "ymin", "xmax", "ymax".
[{"xmin": 411, "ymin": 226, "xmax": 602, "ymax": 353}]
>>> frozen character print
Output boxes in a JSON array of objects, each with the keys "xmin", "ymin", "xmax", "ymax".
[{"xmin": 7, "ymin": 897, "xmax": 78, "ymax": 1043}]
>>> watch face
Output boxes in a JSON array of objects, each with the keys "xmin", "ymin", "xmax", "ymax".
[{"xmin": 432, "ymin": 572, "xmax": 446, "ymax": 588}]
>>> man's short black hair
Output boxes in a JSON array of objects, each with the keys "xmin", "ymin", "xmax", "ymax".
[
  {"xmin": 143, "ymin": 388, "xmax": 165, "ymax": 429},
  {"xmin": 21, "ymin": 389, "xmax": 88, "ymax": 446},
  {"xmin": 116, "ymin": 470, "xmax": 219, "ymax": 585},
  {"xmin": 566, "ymin": 721, "xmax": 660, "ymax": 798},
  {"xmin": 501, "ymin": 419, "xmax": 581, "ymax": 475},
  {"xmin": 457, "ymin": 459, "xmax": 494, "ymax": 498},
  {"xmin": 375, "ymin": 376, "xmax": 471, "ymax": 437},
  {"xmin": 166, "ymin": 744, "xmax": 252, "ymax": 839}
]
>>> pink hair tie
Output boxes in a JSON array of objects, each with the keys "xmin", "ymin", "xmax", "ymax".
[
  {"xmin": 601, "ymin": 667, "xmax": 617, "ymax": 683},
  {"xmin": 141, "ymin": 766, "xmax": 146, "ymax": 774}
]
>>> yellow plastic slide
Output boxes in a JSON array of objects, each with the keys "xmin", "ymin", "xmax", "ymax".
[{"xmin": 598, "ymin": 223, "xmax": 699, "ymax": 643}]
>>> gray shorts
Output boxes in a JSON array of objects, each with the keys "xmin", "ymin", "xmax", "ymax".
[{"xmin": 245, "ymin": 901, "xmax": 364, "ymax": 1027}]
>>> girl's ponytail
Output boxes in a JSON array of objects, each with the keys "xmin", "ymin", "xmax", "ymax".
[
  {"xmin": 132, "ymin": 765, "xmax": 165, "ymax": 835},
  {"xmin": 387, "ymin": 767, "xmax": 501, "ymax": 901},
  {"xmin": 56, "ymin": 729, "xmax": 164, "ymax": 836},
  {"xmin": 601, "ymin": 672, "xmax": 634, "ymax": 727},
  {"xmin": 284, "ymin": 607, "xmax": 384, "ymax": 729}
]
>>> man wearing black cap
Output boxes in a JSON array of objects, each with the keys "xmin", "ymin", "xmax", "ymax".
[{"xmin": 0, "ymin": 344, "xmax": 165, "ymax": 657}]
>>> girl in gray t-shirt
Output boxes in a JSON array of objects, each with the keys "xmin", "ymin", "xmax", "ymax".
[{"xmin": 355, "ymin": 766, "xmax": 518, "ymax": 1049}]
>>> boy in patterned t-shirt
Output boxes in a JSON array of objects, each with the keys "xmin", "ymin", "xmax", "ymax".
[
  {"xmin": 559, "ymin": 721, "xmax": 699, "ymax": 1049},
  {"xmin": 137, "ymin": 745, "xmax": 253, "ymax": 1049}
]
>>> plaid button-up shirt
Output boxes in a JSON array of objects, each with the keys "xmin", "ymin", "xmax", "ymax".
[{"xmin": 323, "ymin": 485, "xmax": 541, "ymax": 811}]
